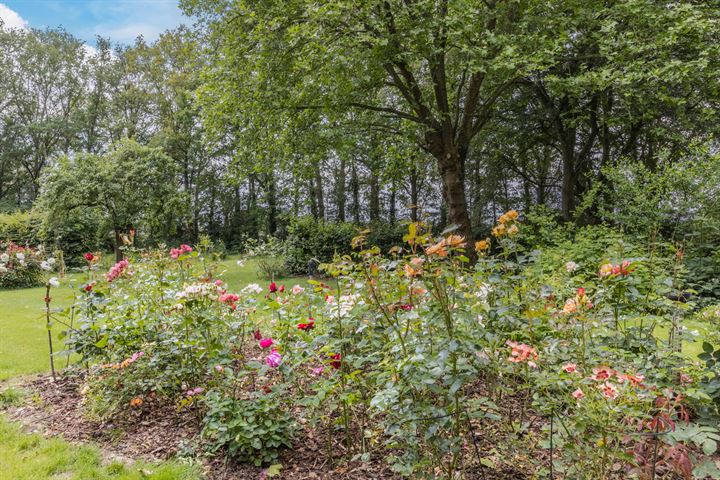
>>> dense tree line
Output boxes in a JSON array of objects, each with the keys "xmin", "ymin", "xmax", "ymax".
[{"xmin": 0, "ymin": 1, "xmax": 719, "ymax": 251}]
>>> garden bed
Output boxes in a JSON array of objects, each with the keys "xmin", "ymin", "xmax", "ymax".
[
  {"xmin": 1, "ymin": 372, "xmax": 401, "ymax": 479},
  {"xmin": 2, "ymin": 372, "xmax": 543, "ymax": 479}
]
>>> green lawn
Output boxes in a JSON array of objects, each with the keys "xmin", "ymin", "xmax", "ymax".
[
  {"xmin": 0, "ymin": 254, "xmax": 300, "ymax": 479},
  {"xmin": 0, "ymin": 418, "xmax": 199, "ymax": 480}
]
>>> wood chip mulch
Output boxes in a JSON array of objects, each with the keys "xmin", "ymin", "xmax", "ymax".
[{"xmin": 0, "ymin": 372, "xmax": 406, "ymax": 479}]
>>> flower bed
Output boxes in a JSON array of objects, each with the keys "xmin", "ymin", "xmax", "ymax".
[{"xmin": 44, "ymin": 218, "xmax": 720, "ymax": 478}]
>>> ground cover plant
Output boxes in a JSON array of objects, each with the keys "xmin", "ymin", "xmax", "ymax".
[{"xmin": 18, "ymin": 213, "xmax": 716, "ymax": 479}]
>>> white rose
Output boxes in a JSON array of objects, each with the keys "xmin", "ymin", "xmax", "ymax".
[
  {"xmin": 565, "ymin": 261, "xmax": 579, "ymax": 273},
  {"xmin": 16, "ymin": 252, "xmax": 25, "ymax": 261},
  {"xmin": 48, "ymin": 277, "xmax": 60, "ymax": 288},
  {"xmin": 0, "ymin": 253, "xmax": 8, "ymax": 262},
  {"xmin": 40, "ymin": 261, "xmax": 51, "ymax": 271},
  {"xmin": 47, "ymin": 258, "xmax": 56, "ymax": 265}
]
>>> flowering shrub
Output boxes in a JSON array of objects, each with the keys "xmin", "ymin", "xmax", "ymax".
[
  {"xmin": 0, "ymin": 242, "xmax": 54, "ymax": 289},
  {"xmin": 63, "ymin": 216, "xmax": 720, "ymax": 476}
]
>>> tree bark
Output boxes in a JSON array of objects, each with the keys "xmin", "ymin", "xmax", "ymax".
[
  {"xmin": 350, "ymin": 159, "xmax": 360, "ymax": 223},
  {"xmin": 336, "ymin": 157, "xmax": 346, "ymax": 222},
  {"xmin": 369, "ymin": 167, "xmax": 380, "ymax": 223},
  {"xmin": 426, "ymin": 131, "xmax": 475, "ymax": 260},
  {"xmin": 314, "ymin": 162, "xmax": 325, "ymax": 220}
]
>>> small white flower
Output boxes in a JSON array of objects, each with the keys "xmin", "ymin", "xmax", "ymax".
[
  {"xmin": 0, "ymin": 253, "xmax": 8, "ymax": 262},
  {"xmin": 15, "ymin": 252, "xmax": 25, "ymax": 261},
  {"xmin": 48, "ymin": 277, "xmax": 60, "ymax": 288},
  {"xmin": 241, "ymin": 283, "xmax": 263, "ymax": 295},
  {"xmin": 47, "ymin": 258, "xmax": 56, "ymax": 265},
  {"xmin": 40, "ymin": 261, "xmax": 51, "ymax": 271},
  {"xmin": 565, "ymin": 261, "xmax": 579, "ymax": 273}
]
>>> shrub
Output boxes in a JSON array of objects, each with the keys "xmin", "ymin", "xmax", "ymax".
[
  {"xmin": 241, "ymin": 236, "xmax": 287, "ymax": 279},
  {"xmin": 0, "ymin": 243, "xmax": 55, "ymax": 289},
  {"xmin": 202, "ymin": 388, "xmax": 296, "ymax": 465},
  {"xmin": 284, "ymin": 217, "xmax": 404, "ymax": 275},
  {"xmin": 0, "ymin": 211, "xmax": 43, "ymax": 246}
]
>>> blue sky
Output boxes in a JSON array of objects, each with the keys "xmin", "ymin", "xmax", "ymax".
[{"xmin": 0, "ymin": 0, "xmax": 188, "ymax": 45}]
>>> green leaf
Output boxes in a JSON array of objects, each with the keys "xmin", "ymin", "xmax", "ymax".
[{"xmin": 265, "ymin": 464, "xmax": 283, "ymax": 477}]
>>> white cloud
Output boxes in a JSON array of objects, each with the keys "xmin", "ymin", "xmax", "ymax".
[
  {"xmin": 94, "ymin": 22, "xmax": 166, "ymax": 44},
  {"xmin": 0, "ymin": 3, "xmax": 28, "ymax": 30}
]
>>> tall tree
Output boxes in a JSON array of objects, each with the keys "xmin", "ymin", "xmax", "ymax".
[{"xmin": 183, "ymin": 0, "xmax": 568, "ymax": 252}]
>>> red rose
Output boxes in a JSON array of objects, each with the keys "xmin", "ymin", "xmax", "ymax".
[
  {"xmin": 269, "ymin": 282, "xmax": 277, "ymax": 293},
  {"xmin": 84, "ymin": 253, "xmax": 95, "ymax": 262},
  {"xmin": 330, "ymin": 353, "xmax": 341, "ymax": 369}
]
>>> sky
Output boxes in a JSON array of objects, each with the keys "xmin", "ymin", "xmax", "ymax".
[{"xmin": 0, "ymin": 0, "xmax": 189, "ymax": 45}]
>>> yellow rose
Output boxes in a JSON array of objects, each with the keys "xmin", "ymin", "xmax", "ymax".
[{"xmin": 474, "ymin": 239, "xmax": 490, "ymax": 251}]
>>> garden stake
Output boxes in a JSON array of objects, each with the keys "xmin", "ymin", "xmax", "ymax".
[
  {"xmin": 465, "ymin": 411, "xmax": 487, "ymax": 480},
  {"xmin": 44, "ymin": 283, "xmax": 56, "ymax": 381},
  {"xmin": 65, "ymin": 304, "xmax": 75, "ymax": 368},
  {"xmin": 650, "ymin": 420, "xmax": 660, "ymax": 480},
  {"xmin": 549, "ymin": 409, "xmax": 554, "ymax": 480}
]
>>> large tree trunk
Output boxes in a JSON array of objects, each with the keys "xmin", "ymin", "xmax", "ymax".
[
  {"xmin": 427, "ymin": 132, "xmax": 475, "ymax": 260},
  {"xmin": 114, "ymin": 229, "xmax": 123, "ymax": 262}
]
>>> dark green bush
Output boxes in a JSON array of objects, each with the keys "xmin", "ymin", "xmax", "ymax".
[
  {"xmin": 0, "ymin": 211, "xmax": 43, "ymax": 247},
  {"xmin": 284, "ymin": 217, "xmax": 405, "ymax": 275}
]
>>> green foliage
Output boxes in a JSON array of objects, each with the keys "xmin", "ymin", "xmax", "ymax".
[
  {"xmin": 0, "ymin": 211, "xmax": 43, "ymax": 246},
  {"xmin": 37, "ymin": 139, "xmax": 187, "ymax": 256},
  {"xmin": 284, "ymin": 217, "xmax": 404, "ymax": 275},
  {"xmin": 201, "ymin": 389, "xmax": 296, "ymax": 466}
]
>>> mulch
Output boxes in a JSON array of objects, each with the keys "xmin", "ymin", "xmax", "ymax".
[{"xmin": 0, "ymin": 372, "xmax": 407, "ymax": 479}]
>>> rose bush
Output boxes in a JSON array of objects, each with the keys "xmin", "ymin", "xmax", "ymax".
[{"xmin": 61, "ymin": 214, "xmax": 720, "ymax": 477}]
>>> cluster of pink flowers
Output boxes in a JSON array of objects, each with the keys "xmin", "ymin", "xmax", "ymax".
[
  {"xmin": 106, "ymin": 259, "xmax": 129, "ymax": 282},
  {"xmin": 564, "ymin": 364, "xmax": 645, "ymax": 401},
  {"xmin": 266, "ymin": 349, "xmax": 282, "ymax": 368},
  {"xmin": 170, "ymin": 244, "xmax": 193, "ymax": 259},
  {"xmin": 219, "ymin": 292, "xmax": 240, "ymax": 310},
  {"xmin": 599, "ymin": 260, "xmax": 633, "ymax": 278},
  {"xmin": 185, "ymin": 387, "xmax": 204, "ymax": 397},
  {"xmin": 506, "ymin": 340, "xmax": 538, "ymax": 368}
]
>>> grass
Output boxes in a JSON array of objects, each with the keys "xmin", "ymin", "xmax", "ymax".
[
  {"xmin": 0, "ymin": 417, "xmax": 200, "ymax": 480},
  {"xmin": 0, "ymin": 253, "xmax": 302, "ymax": 479}
]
